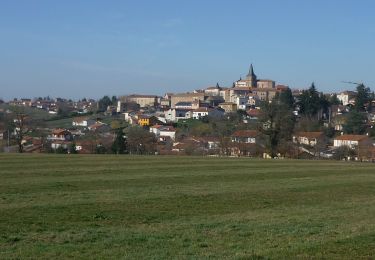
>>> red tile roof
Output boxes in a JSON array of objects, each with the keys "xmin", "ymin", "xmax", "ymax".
[
  {"xmin": 334, "ymin": 135, "xmax": 369, "ymax": 141},
  {"xmin": 232, "ymin": 130, "xmax": 258, "ymax": 138},
  {"xmin": 295, "ymin": 132, "xmax": 324, "ymax": 138}
]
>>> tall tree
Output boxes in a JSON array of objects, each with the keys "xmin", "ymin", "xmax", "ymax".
[
  {"xmin": 259, "ymin": 102, "xmax": 295, "ymax": 158},
  {"xmin": 13, "ymin": 112, "xmax": 31, "ymax": 153},
  {"xmin": 343, "ymin": 110, "xmax": 367, "ymax": 134},
  {"xmin": 111, "ymin": 96, "xmax": 118, "ymax": 106},
  {"xmin": 126, "ymin": 126, "xmax": 156, "ymax": 155},
  {"xmin": 298, "ymin": 83, "xmax": 321, "ymax": 119},
  {"xmin": 329, "ymin": 94, "xmax": 341, "ymax": 105},
  {"xmin": 277, "ymin": 88, "xmax": 294, "ymax": 109},
  {"xmin": 354, "ymin": 84, "xmax": 372, "ymax": 112},
  {"xmin": 98, "ymin": 96, "xmax": 112, "ymax": 112},
  {"xmin": 111, "ymin": 128, "xmax": 127, "ymax": 154}
]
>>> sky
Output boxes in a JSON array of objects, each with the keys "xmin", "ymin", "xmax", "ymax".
[{"xmin": 0, "ymin": 0, "xmax": 374, "ymax": 100}]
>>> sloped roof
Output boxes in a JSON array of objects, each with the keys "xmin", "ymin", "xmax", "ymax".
[
  {"xmin": 334, "ymin": 135, "xmax": 369, "ymax": 141},
  {"xmin": 73, "ymin": 116, "xmax": 89, "ymax": 123},
  {"xmin": 232, "ymin": 130, "xmax": 258, "ymax": 138},
  {"xmin": 52, "ymin": 129, "xmax": 70, "ymax": 135},
  {"xmin": 295, "ymin": 132, "xmax": 324, "ymax": 138}
]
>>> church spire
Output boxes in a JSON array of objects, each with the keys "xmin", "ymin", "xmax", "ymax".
[
  {"xmin": 246, "ymin": 64, "xmax": 257, "ymax": 88},
  {"xmin": 247, "ymin": 64, "xmax": 255, "ymax": 77}
]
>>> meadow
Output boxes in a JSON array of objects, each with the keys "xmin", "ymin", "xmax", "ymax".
[{"xmin": 1, "ymin": 154, "xmax": 375, "ymax": 259}]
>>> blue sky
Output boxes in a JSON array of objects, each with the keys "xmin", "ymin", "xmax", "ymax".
[{"xmin": 0, "ymin": 0, "xmax": 374, "ymax": 100}]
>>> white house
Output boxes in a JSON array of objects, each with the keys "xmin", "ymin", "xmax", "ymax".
[
  {"xmin": 293, "ymin": 132, "xmax": 324, "ymax": 147},
  {"xmin": 333, "ymin": 135, "xmax": 371, "ymax": 149},
  {"xmin": 164, "ymin": 108, "xmax": 193, "ymax": 122},
  {"xmin": 231, "ymin": 130, "xmax": 258, "ymax": 144},
  {"xmin": 150, "ymin": 125, "xmax": 176, "ymax": 141},
  {"xmin": 72, "ymin": 117, "xmax": 95, "ymax": 127},
  {"xmin": 235, "ymin": 96, "xmax": 249, "ymax": 110},
  {"xmin": 47, "ymin": 129, "xmax": 72, "ymax": 141},
  {"xmin": 192, "ymin": 107, "xmax": 224, "ymax": 120},
  {"xmin": 337, "ymin": 91, "xmax": 356, "ymax": 106}
]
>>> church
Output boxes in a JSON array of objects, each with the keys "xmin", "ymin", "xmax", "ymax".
[{"xmin": 235, "ymin": 64, "xmax": 275, "ymax": 89}]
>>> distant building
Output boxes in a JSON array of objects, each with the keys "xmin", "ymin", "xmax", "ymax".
[
  {"xmin": 235, "ymin": 64, "xmax": 257, "ymax": 88},
  {"xmin": 170, "ymin": 93, "xmax": 206, "ymax": 108},
  {"xmin": 333, "ymin": 135, "xmax": 371, "ymax": 149},
  {"xmin": 337, "ymin": 91, "xmax": 356, "ymax": 106},
  {"xmin": 150, "ymin": 125, "xmax": 176, "ymax": 141},
  {"xmin": 219, "ymin": 102, "xmax": 237, "ymax": 113},
  {"xmin": 72, "ymin": 117, "xmax": 95, "ymax": 127},
  {"xmin": 192, "ymin": 107, "xmax": 224, "ymax": 120},
  {"xmin": 293, "ymin": 132, "xmax": 325, "ymax": 147},
  {"xmin": 48, "ymin": 129, "xmax": 72, "ymax": 141},
  {"xmin": 204, "ymin": 83, "xmax": 222, "ymax": 96},
  {"xmin": 120, "ymin": 95, "xmax": 158, "ymax": 108},
  {"xmin": 257, "ymin": 80, "xmax": 275, "ymax": 89}
]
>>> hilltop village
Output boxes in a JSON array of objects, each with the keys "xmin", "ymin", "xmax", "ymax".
[{"xmin": 1, "ymin": 65, "xmax": 375, "ymax": 161}]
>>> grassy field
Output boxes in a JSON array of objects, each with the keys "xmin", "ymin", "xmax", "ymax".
[{"xmin": 1, "ymin": 155, "xmax": 375, "ymax": 259}]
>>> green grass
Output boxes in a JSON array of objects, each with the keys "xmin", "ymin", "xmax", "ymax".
[
  {"xmin": 1, "ymin": 155, "xmax": 375, "ymax": 259},
  {"xmin": 45, "ymin": 117, "xmax": 74, "ymax": 129}
]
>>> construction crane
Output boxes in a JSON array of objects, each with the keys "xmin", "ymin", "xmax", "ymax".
[{"xmin": 341, "ymin": 81, "xmax": 363, "ymax": 86}]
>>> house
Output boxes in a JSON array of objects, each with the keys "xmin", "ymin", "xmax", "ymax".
[
  {"xmin": 119, "ymin": 94, "xmax": 158, "ymax": 108},
  {"xmin": 175, "ymin": 102, "xmax": 193, "ymax": 110},
  {"xmin": 333, "ymin": 135, "xmax": 372, "ymax": 149},
  {"xmin": 192, "ymin": 107, "xmax": 224, "ymax": 120},
  {"xmin": 247, "ymin": 94, "xmax": 261, "ymax": 107},
  {"xmin": 50, "ymin": 140, "xmax": 71, "ymax": 150},
  {"xmin": 164, "ymin": 108, "xmax": 193, "ymax": 122},
  {"xmin": 21, "ymin": 98, "xmax": 32, "ymax": 107},
  {"xmin": 235, "ymin": 96, "xmax": 249, "ymax": 110},
  {"xmin": 170, "ymin": 92, "xmax": 206, "ymax": 108},
  {"xmin": 72, "ymin": 117, "xmax": 95, "ymax": 127},
  {"xmin": 88, "ymin": 122, "xmax": 111, "ymax": 132},
  {"xmin": 337, "ymin": 91, "xmax": 356, "ymax": 106},
  {"xmin": 197, "ymin": 136, "xmax": 220, "ymax": 151},
  {"xmin": 150, "ymin": 125, "xmax": 176, "ymax": 141},
  {"xmin": 204, "ymin": 84, "xmax": 222, "ymax": 96},
  {"xmin": 251, "ymin": 88, "xmax": 277, "ymax": 102},
  {"xmin": 171, "ymin": 138, "xmax": 204, "ymax": 154},
  {"xmin": 293, "ymin": 132, "xmax": 325, "ymax": 147},
  {"xmin": 247, "ymin": 109, "xmax": 260, "ymax": 119},
  {"xmin": 231, "ymin": 130, "xmax": 261, "ymax": 156},
  {"xmin": 257, "ymin": 79, "xmax": 275, "ymax": 89},
  {"xmin": 231, "ymin": 130, "xmax": 259, "ymax": 144},
  {"xmin": 47, "ymin": 129, "xmax": 72, "ymax": 141},
  {"xmin": 219, "ymin": 102, "xmax": 237, "ymax": 113},
  {"xmin": 138, "ymin": 115, "xmax": 160, "ymax": 126},
  {"xmin": 205, "ymin": 96, "xmax": 225, "ymax": 107}
]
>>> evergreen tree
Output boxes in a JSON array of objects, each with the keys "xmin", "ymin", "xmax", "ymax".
[
  {"xmin": 259, "ymin": 102, "xmax": 295, "ymax": 158},
  {"xmin": 111, "ymin": 128, "xmax": 127, "ymax": 154},
  {"xmin": 278, "ymin": 88, "xmax": 294, "ymax": 109},
  {"xmin": 111, "ymin": 96, "xmax": 118, "ymax": 106},
  {"xmin": 69, "ymin": 142, "xmax": 78, "ymax": 154},
  {"xmin": 343, "ymin": 110, "xmax": 367, "ymax": 134},
  {"xmin": 329, "ymin": 94, "xmax": 341, "ymax": 105},
  {"xmin": 298, "ymin": 83, "xmax": 321, "ymax": 119},
  {"xmin": 98, "ymin": 96, "xmax": 112, "ymax": 112},
  {"xmin": 354, "ymin": 84, "xmax": 372, "ymax": 112}
]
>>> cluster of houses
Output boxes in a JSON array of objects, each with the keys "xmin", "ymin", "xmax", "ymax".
[
  {"xmin": 8, "ymin": 97, "xmax": 97, "ymax": 115},
  {"xmin": 1, "ymin": 64, "xmax": 375, "ymax": 160},
  {"xmin": 116, "ymin": 65, "xmax": 288, "ymax": 123}
]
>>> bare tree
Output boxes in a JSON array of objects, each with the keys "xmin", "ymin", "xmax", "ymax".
[{"xmin": 13, "ymin": 113, "xmax": 31, "ymax": 153}]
